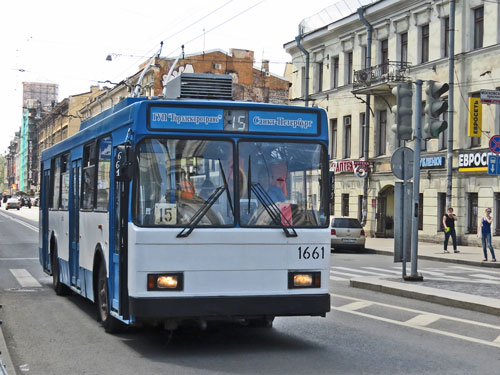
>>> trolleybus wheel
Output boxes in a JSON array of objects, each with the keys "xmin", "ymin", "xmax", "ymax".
[
  {"xmin": 52, "ymin": 246, "xmax": 70, "ymax": 296},
  {"xmin": 96, "ymin": 261, "xmax": 123, "ymax": 333}
]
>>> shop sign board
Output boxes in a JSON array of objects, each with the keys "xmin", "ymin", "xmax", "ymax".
[
  {"xmin": 330, "ymin": 160, "xmax": 370, "ymax": 174},
  {"xmin": 468, "ymin": 98, "xmax": 482, "ymax": 137},
  {"xmin": 420, "ymin": 156, "xmax": 445, "ymax": 168},
  {"xmin": 458, "ymin": 151, "xmax": 492, "ymax": 172},
  {"xmin": 480, "ymin": 89, "xmax": 500, "ymax": 105}
]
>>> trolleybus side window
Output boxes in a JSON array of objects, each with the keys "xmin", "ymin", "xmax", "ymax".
[
  {"xmin": 60, "ymin": 153, "xmax": 70, "ymax": 210},
  {"xmin": 82, "ymin": 142, "xmax": 96, "ymax": 210},
  {"xmin": 134, "ymin": 138, "xmax": 234, "ymax": 227},
  {"xmin": 96, "ymin": 136, "xmax": 112, "ymax": 212},
  {"xmin": 50, "ymin": 157, "xmax": 61, "ymax": 209}
]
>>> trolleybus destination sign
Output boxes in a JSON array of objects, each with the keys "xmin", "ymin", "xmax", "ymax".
[{"xmin": 149, "ymin": 106, "xmax": 318, "ymax": 135}]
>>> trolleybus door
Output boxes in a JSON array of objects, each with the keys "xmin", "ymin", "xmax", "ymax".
[
  {"xmin": 41, "ymin": 168, "xmax": 51, "ymax": 273},
  {"xmin": 111, "ymin": 145, "xmax": 131, "ymax": 318},
  {"xmin": 69, "ymin": 159, "xmax": 81, "ymax": 288}
]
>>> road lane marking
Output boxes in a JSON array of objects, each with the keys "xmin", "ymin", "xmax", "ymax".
[
  {"xmin": 0, "ymin": 211, "xmax": 38, "ymax": 232},
  {"xmin": 9, "ymin": 269, "xmax": 42, "ymax": 288},
  {"xmin": 0, "ymin": 258, "xmax": 38, "ymax": 261},
  {"xmin": 329, "ymin": 276, "xmax": 348, "ymax": 281},
  {"xmin": 469, "ymin": 274, "xmax": 500, "ymax": 281},
  {"xmin": 332, "ymin": 294, "xmax": 500, "ymax": 329},
  {"xmin": 405, "ymin": 314, "xmax": 441, "ymax": 327},
  {"xmin": 333, "ymin": 266, "xmax": 388, "ymax": 277},
  {"xmin": 332, "ymin": 293, "xmax": 500, "ymax": 348},
  {"xmin": 450, "ymin": 266, "xmax": 500, "ymax": 275},
  {"xmin": 330, "ymin": 270, "xmax": 367, "ymax": 278},
  {"xmin": 362, "ymin": 267, "xmax": 401, "ymax": 275},
  {"xmin": 339, "ymin": 301, "xmax": 373, "ymax": 311}
]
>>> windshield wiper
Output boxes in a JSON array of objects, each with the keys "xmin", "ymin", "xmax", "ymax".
[
  {"xmin": 177, "ymin": 159, "xmax": 233, "ymax": 238},
  {"xmin": 250, "ymin": 183, "xmax": 297, "ymax": 238}
]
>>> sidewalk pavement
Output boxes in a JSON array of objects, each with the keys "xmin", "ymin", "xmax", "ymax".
[{"xmin": 350, "ymin": 237, "xmax": 500, "ymax": 316}]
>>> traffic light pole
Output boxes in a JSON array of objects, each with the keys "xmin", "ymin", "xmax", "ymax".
[{"xmin": 409, "ymin": 80, "xmax": 424, "ymax": 281}]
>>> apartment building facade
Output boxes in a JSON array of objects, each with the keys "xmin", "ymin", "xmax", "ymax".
[
  {"xmin": 79, "ymin": 48, "xmax": 290, "ymax": 120},
  {"xmin": 285, "ymin": 0, "xmax": 500, "ymax": 247}
]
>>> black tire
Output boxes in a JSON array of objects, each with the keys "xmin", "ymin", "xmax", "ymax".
[
  {"xmin": 17, "ymin": 207, "xmax": 20, "ymax": 210},
  {"xmin": 52, "ymin": 247, "xmax": 70, "ymax": 296},
  {"xmin": 96, "ymin": 261, "xmax": 123, "ymax": 333}
]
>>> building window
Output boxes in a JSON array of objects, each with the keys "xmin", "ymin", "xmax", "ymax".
[
  {"xmin": 358, "ymin": 195, "xmax": 363, "ymax": 222},
  {"xmin": 474, "ymin": 7, "xmax": 484, "ymax": 50},
  {"xmin": 362, "ymin": 46, "xmax": 368, "ymax": 69},
  {"xmin": 438, "ymin": 193, "xmax": 447, "ymax": 232},
  {"xmin": 400, "ymin": 32, "xmax": 408, "ymax": 66},
  {"xmin": 380, "ymin": 39, "xmax": 389, "ymax": 74},
  {"xmin": 342, "ymin": 193, "xmax": 349, "ymax": 217},
  {"xmin": 343, "ymin": 116, "xmax": 351, "ymax": 159},
  {"xmin": 470, "ymin": 92, "xmax": 481, "ymax": 148},
  {"xmin": 359, "ymin": 112, "xmax": 366, "ymax": 158},
  {"xmin": 346, "ymin": 52, "xmax": 353, "ymax": 84},
  {"xmin": 443, "ymin": 17, "xmax": 450, "ymax": 58},
  {"xmin": 330, "ymin": 118, "xmax": 337, "ymax": 158},
  {"xmin": 377, "ymin": 110, "xmax": 387, "ymax": 156},
  {"xmin": 315, "ymin": 61, "xmax": 323, "ymax": 93},
  {"xmin": 332, "ymin": 57, "xmax": 339, "ymax": 89},
  {"xmin": 418, "ymin": 193, "xmax": 424, "ymax": 230},
  {"xmin": 468, "ymin": 193, "xmax": 478, "ymax": 234},
  {"xmin": 421, "ymin": 24, "xmax": 429, "ymax": 63}
]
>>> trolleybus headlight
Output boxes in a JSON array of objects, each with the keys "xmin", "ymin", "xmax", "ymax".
[
  {"xmin": 147, "ymin": 273, "xmax": 183, "ymax": 291},
  {"xmin": 288, "ymin": 271, "xmax": 321, "ymax": 288}
]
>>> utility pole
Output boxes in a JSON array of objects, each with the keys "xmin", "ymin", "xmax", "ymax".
[{"xmin": 446, "ymin": 0, "xmax": 456, "ymax": 209}]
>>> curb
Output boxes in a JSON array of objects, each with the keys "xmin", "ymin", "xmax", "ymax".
[
  {"xmin": 368, "ymin": 248, "xmax": 500, "ymax": 268},
  {"xmin": 350, "ymin": 276, "xmax": 500, "ymax": 316}
]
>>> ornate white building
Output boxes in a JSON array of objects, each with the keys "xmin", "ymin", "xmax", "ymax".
[{"xmin": 285, "ymin": 0, "xmax": 500, "ymax": 247}]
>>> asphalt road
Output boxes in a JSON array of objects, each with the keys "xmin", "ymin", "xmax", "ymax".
[{"xmin": 1, "ymin": 209, "xmax": 500, "ymax": 374}]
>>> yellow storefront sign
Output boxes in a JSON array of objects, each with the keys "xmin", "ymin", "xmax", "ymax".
[{"xmin": 468, "ymin": 97, "xmax": 482, "ymax": 137}]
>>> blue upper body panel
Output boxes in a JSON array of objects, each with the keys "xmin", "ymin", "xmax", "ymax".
[{"xmin": 41, "ymin": 97, "xmax": 328, "ymax": 166}]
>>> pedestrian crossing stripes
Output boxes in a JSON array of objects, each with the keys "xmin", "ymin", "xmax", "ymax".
[
  {"xmin": 9, "ymin": 269, "xmax": 41, "ymax": 288},
  {"xmin": 332, "ymin": 293, "xmax": 500, "ymax": 348},
  {"xmin": 330, "ymin": 265, "xmax": 500, "ymax": 284}
]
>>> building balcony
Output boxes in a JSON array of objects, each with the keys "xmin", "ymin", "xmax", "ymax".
[{"xmin": 352, "ymin": 61, "xmax": 411, "ymax": 95}]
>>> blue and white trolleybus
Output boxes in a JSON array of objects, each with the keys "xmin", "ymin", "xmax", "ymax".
[{"xmin": 39, "ymin": 76, "xmax": 330, "ymax": 332}]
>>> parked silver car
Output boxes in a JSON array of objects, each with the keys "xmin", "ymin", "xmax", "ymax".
[{"xmin": 330, "ymin": 217, "xmax": 366, "ymax": 251}]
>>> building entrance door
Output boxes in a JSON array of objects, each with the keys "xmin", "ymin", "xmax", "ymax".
[{"xmin": 376, "ymin": 185, "xmax": 394, "ymax": 238}]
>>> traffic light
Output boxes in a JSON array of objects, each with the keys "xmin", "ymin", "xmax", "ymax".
[
  {"xmin": 391, "ymin": 82, "xmax": 413, "ymax": 140},
  {"xmin": 422, "ymin": 80, "xmax": 449, "ymax": 139}
]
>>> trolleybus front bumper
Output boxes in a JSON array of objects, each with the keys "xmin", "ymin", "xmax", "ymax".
[{"xmin": 129, "ymin": 293, "xmax": 330, "ymax": 319}]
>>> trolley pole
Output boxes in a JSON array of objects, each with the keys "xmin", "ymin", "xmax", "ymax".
[{"xmin": 408, "ymin": 80, "xmax": 424, "ymax": 281}]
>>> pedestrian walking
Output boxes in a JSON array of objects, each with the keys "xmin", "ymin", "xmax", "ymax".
[
  {"xmin": 478, "ymin": 208, "xmax": 496, "ymax": 262},
  {"xmin": 442, "ymin": 207, "xmax": 459, "ymax": 253}
]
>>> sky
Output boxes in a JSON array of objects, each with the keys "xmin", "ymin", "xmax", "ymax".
[{"xmin": 1, "ymin": 0, "xmax": 351, "ymax": 153}]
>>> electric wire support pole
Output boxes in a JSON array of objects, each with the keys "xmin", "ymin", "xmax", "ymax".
[{"xmin": 408, "ymin": 80, "xmax": 424, "ymax": 281}]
